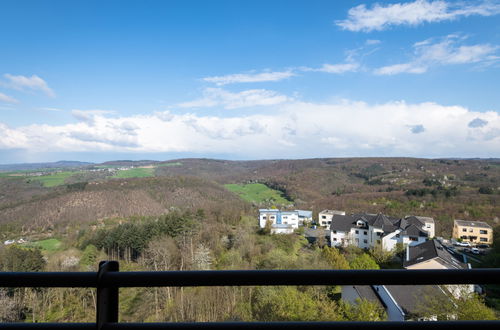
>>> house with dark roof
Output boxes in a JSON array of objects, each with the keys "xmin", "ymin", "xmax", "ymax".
[
  {"xmin": 342, "ymin": 284, "xmax": 450, "ymax": 321},
  {"xmin": 404, "ymin": 239, "xmax": 475, "ymax": 299},
  {"xmin": 330, "ymin": 213, "xmax": 434, "ymax": 251},
  {"xmin": 403, "ymin": 239, "xmax": 468, "ymax": 270}
]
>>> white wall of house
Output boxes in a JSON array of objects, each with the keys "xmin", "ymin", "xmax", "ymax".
[
  {"xmin": 281, "ymin": 212, "xmax": 299, "ymax": 229},
  {"xmin": 400, "ymin": 235, "xmax": 426, "ymax": 247},
  {"xmin": 318, "ymin": 212, "xmax": 334, "ymax": 227},
  {"xmin": 259, "ymin": 211, "xmax": 278, "ymax": 228},
  {"xmin": 423, "ymin": 221, "xmax": 435, "ymax": 238},
  {"xmin": 381, "ymin": 231, "xmax": 400, "ymax": 251},
  {"xmin": 330, "ymin": 230, "xmax": 347, "ymax": 247},
  {"xmin": 349, "ymin": 228, "xmax": 371, "ymax": 249}
]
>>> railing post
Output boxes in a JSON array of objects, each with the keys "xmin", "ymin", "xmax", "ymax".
[{"xmin": 97, "ymin": 261, "xmax": 119, "ymax": 330}]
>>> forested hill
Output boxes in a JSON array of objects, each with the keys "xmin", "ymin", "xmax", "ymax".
[{"xmin": 0, "ymin": 157, "xmax": 499, "ymax": 237}]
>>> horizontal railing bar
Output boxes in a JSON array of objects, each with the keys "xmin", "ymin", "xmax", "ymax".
[
  {"xmin": 103, "ymin": 321, "xmax": 500, "ymax": 330},
  {"xmin": 0, "ymin": 323, "xmax": 94, "ymax": 329},
  {"xmin": 102, "ymin": 269, "xmax": 500, "ymax": 287},
  {"xmin": 1, "ymin": 322, "xmax": 499, "ymax": 330},
  {"xmin": 2, "ymin": 269, "xmax": 500, "ymax": 288},
  {"xmin": 0, "ymin": 272, "xmax": 96, "ymax": 287}
]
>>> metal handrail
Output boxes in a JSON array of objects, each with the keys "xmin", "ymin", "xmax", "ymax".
[{"xmin": 0, "ymin": 261, "xmax": 498, "ymax": 329}]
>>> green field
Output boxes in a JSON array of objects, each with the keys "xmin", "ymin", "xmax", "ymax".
[
  {"xmin": 156, "ymin": 162, "xmax": 182, "ymax": 167},
  {"xmin": 224, "ymin": 183, "xmax": 292, "ymax": 205},
  {"xmin": 112, "ymin": 167, "xmax": 155, "ymax": 178},
  {"xmin": 31, "ymin": 171, "xmax": 76, "ymax": 187},
  {"xmin": 26, "ymin": 238, "xmax": 62, "ymax": 252}
]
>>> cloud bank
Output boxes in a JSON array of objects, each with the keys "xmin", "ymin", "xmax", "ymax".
[
  {"xmin": 337, "ymin": 0, "xmax": 500, "ymax": 32},
  {"xmin": 1, "ymin": 99, "xmax": 499, "ymax": 158}
]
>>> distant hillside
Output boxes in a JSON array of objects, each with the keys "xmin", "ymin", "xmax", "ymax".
[
  {"xmin": 0, "ymin": 160, "xmax": 93, "ymax": 171},
  {"xmin": 0, "ymin": 157, "xmax": 498, "ymax": 238},
  {"xmin": 0, "ymin": 176, "xmax": 250, "ymax": 236}
]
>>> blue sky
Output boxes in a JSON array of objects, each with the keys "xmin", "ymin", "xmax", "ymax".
[{"xmin": 1, "ymin": 0, "xmax": 499, "ymax": 163}]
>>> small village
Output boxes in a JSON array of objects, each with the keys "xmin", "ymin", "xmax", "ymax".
[{"xmin": 259, "ymin": 208, "xmax": 494, "ymax": 321}]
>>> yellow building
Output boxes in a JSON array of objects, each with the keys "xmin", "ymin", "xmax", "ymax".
[{"xmin": 453, "ymin": 220, "xmax": 493, "ymax": 245}]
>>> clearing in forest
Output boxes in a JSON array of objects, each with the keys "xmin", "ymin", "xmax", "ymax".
[{"xmin": 224, "ymin": 183, "xmax": 291, "ymax": 205}]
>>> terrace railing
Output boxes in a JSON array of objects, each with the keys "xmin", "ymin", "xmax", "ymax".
[{"xmin": 0, "ymin": 261, "xmax": 500, "ymax": 329}]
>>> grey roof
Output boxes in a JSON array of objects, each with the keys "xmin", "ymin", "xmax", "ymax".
[
  {"xmin": 454, "ymin": 220, "xmax": 492, "ymax": 229},
  {"xmin": 320, "ymin": 209, "xmax": 345, "ymax": 215},
  {"xmin": 330, "ymin": 214, "xmax": 359, "ymax": 232},
  {"xmin": 403, "ymin": 240, "xmax": 468, "ymax": 269},
  {"xmin": 304, "ymin": 228, "xmax": 329, "ymax": 238},
  {"xmin": 296, "ymin": 210, "xmax": 313, "ymax": 217},
  {"xmin": 384, "ymin": 285, "xmax": 449, "ymax": 316},
  {"xmin": 330, "ymin": 212, "xmax": 428, "ymax": 237},
  {"xmin": 352, "ymin": 286, "xmax": 385, "ymax": 309}
]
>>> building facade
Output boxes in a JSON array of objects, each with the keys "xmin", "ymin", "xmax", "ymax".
[
  {"xmin": 258, "ymin": 209, "xmax": 299, "ymax": 234},
  {"xmin": 318, "ymin": 210, "xmax": 345, "ymax": 227},
  {"xmin": 330, "ymin": 213, "xmax": 434, "ymax": 251},
  {"xmin": 452, "ymin": 220, "xmax": 493, "ymax": 245}
]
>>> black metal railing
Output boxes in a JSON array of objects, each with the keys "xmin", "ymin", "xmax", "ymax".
[{"xmin": 0, "ymin": 261, "xmax": 499, "ymax": 329}]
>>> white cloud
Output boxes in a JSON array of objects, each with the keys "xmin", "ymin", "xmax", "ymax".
[
  {"xmin": 374, "ymin": 35, "xmax": 499, "ymax": 75},
  {"xmin": 302, "ymin": 62, "xmax": 360, "ymax": 74},
  {"xmin": 71, "ymin": 109, "xmax": 116, "ymax": 123},
  {"xmin": 366, "ymin": 39, "xmax": 381, "ymax": 45},
  {"xmin": 1, "ymin": 99, "xmax": 499, "ymax": 158},
  {"xmin": 0, "ymin": 92, "xmax": 18, "ymax": 103},
  {"xmin": 337, "ymin": 0, "xmax": 500, "ymax": 32},
  {"xmin": 3, "ymin": 74, "xmax": 55, "ymax": 97},
  {"xmin": 203, "ymin": 70, "xmax": 295, "ymax": 85},
  {"xmin": 177, "ymin": 88, "xmax": 291, "ymax": 109}
]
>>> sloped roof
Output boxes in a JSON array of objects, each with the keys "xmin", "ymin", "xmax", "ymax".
[
  {"xmin": 403, "ymin": 240, "xmax": 468, "ymax": 269},
  {"xmin": 384, "ymin": 285, "xmax": 449, "ymax": 317},
  {"xmin": 454, "ymin": 220, "xmax": 492, "ymax": 229}
]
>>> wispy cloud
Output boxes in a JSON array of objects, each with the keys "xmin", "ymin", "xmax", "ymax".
[
  {"xmin": 39, "ymin": 107, "xmax": 63, "ymax": 112},
  {"xmin": 3, "ymin": 74, "xmax": 55, "ymax": 97},
  {"xmin": 203, "ymin": 70, "xmax": 295, "ymax": 85},
  {"xmin": 178, "ymin": 88, "xmax": 291, "ymax": 109},
  {"xmin": 1, "ymin": 99, "xmax": 499, "ymax": 158},
  {"xmin": 302, "ymin": 62, "xmax": 360, "ymax": 74},
  {"xmin": 0, "ymin": 92, "xmax": 18, "ymax": 103},
  {"xmin": 337, "ymin": 0, "xmax": 500, "ymax": 32},
  {"xmin": 374, "ymin": 35, "xmax": 499, "ymax": 75}
]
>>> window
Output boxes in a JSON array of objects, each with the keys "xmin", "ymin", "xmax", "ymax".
[
  {"xmin": 322, "ymin": 215, "xmax": 326, "ymax": 219},
  {"xmin": 283, "ymin": 221, "xmax": 288, "ymax": 224},
  {"xmin": 333, "ymin": 230, "xmax": 337, "ymax": 234},
  {"xmin": 355, "ymin": 230, "xmax": 359, "ymax": 234},
  {"xmin": 480, "ymin": 230, "xmax": 488, "ymax": 235},
  {"xmin": 396, "ymin": 234, "xmax": 400, "ymax": 238},
  {"xmin": 462, "ymin": 228, "xmax": 467, "ymax": 232},
  {"xmin": 376, "ymin": 232, "xmax": 382, "ymax": 236},
  {"xmin": 270, "ymin": 216, "xmax": 275, "ymax": 220},
  {"xmin": 469, "ymin": 228, "xmax": 474, "ymax": 232},
  {"xmin": 262, "ymin": 216, "xmax": 267, "ymax": 219},
  {"xmin": 461, "ymin": 235, "xmax": 467, "ymax": 239},
  {"xmin": 363, "ymin": 231, "xmax": 367, "ymax": 235},
  {"xmin": 333, "ymin": 238, "xmax": 337, "ymax": 241},
  {"xmin": 426, "ymin": 224, "xmax": 431, "ymax": 228},
  {"xmin": 327, "ymin": 221, "xmax": 331, "ymax": 224},
  {"xmin": 409, "ymin": 237, "xmax": 418, "ymax": 241},
  {"xmin": 283, "ymin": 216, "xmax": 288, "ymax": 219},
  {"xmin": 480, "ymin": 238, "xmax": 488, "ymax": 242},
  {"xmin": 363, "ymin": 239, "xmax": 368, "ymax": 244}
]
